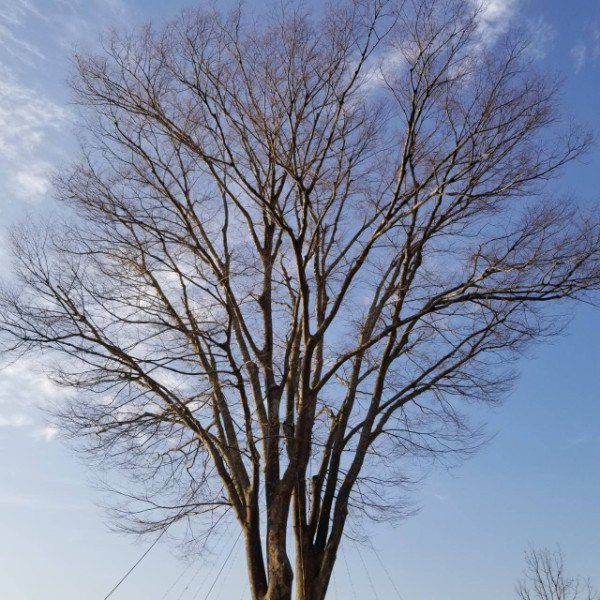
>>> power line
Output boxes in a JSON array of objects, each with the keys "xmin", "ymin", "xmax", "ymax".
[
  {"xmin": 187, "ymin": 528, "xmax": 240, "ymax": 600},
  {"xmin": 238, "ymin": 579, "xmax": 248, "ymax": 600},
  {"xmin": 102, "ymin": 527, "xmax": 169, "ymax": 600},
  {"xmin": 175, "ymin": 561, "xmax": 205, "ymax": 600},
  {"xmin": 160, "ymin": 565, "xmax": 193, "ymax": 600},
  {"xmin": 341, "ymin": 545, "xmax": 358, "ymax": 600},
  {"xmin": 212, "ymin": 530, "xmax": 242, "ymax": 600},
  {"xmin": 331, "ymin": 568, "xmax": 339, "ymax": 600},
  {"xmin": 195, "ymin": 529, "xmax": 243, "ymax": 600},
  {"xmin": 353, "ymin": 540, "xmax": 380, "ymax": 600},
  {"xmin": 368, "ymin": 541, "xmax": 405, "ymax": 600}
]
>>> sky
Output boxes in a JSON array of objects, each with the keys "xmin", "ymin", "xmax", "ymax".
[{"xmin": 0, "ymin": 0, "xmax": 599, "ymax": 599}]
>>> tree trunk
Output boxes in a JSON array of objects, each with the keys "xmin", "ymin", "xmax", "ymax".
[
  {"xmin": 261, "ymin": 491, "xmax": 294, "ymax": 600},
  {"xmin": 264, "ymin": 535, "xmax": 293, "ymax": 600}
]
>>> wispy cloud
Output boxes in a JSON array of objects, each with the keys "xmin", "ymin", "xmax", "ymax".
[
  {"xmin": 475, "ymin": 0, "xmax": 518, "ymax": 45},
  {"xmin": 0, "ymin": 68, "xmax": 66, "ymax": 158},
  {"xmin": 0, "ymin": 413, "xmax": 34, "ymax": 427},
  {"xmin": 0, "ymin": 22, "xmax": 45, "ymax": 65},
  {"xmin": 0, "ymin": 360, "xmax": 65, "ymax": 407},
  {"xmin": 0, "ymin": 360, "xmax": 66, "ymax": 441},
  {"xmin": 566, "ymin": 432, "xmax": 591, "ymax": 446},
  {"xmin": 29, "ymin": 424, "xmax": 59, "ymax": 442},
  {"xmin": 0, "ymin": 66, "xmax": 68, "ymax": 205},
  {"xmin": 0, "ymin": 490, "xmax": 92, "ymax": 511},
  {"xmin": 0, "ymin": 0, "xmax": 130, "ymax": 442},
  {"xmin": 53, "ymin": 0, "xmax": 128, "ymax": 51},
  {"xmin": 593, "ymin": 21, "xmax": 600, "ymax": 60},
  {"xmin": 474, "ymin": 0, "xmax": 553, "ymax": 59},
  {"xmin": 0, "ymin": 0, "xmax": 132, "ymax": 208},
  {"xmin": 572, "ymin": 43, "xmax": 587, "ymax": 72},
  {"xmin": 524, "ymin": 16, "xmax": 555, "ymax": 61},
  {"xmin": 13, "ymin": 161, "xmax": 54, "ymax": 198},
  {"xmin": 571, "ymin": 20, "xmax": 600, "ymax": 73},
  {"xmin": 0, "ymin": 0, "xmax": 46, "ymax": 65},
  {"xmin": 0, "ymin": 0, "xmax": 45, "ymax": 24},
  {"xmin": 361, "ymin": 0, "xmax": 526, "ymax": 95}
]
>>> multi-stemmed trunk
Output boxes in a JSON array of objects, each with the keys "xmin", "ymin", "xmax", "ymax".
[
  {"xmin": 241, "ymin": 474, "xmax": 347, "ymax": 600},
  {"xmin": 244, "ymin": 534, "xmax": 335, "ymax": 600}
]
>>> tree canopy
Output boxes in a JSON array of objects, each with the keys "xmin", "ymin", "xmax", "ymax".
[{"xmin": 1, "ymin": 1, "xmax": 599, "ymax": 599}]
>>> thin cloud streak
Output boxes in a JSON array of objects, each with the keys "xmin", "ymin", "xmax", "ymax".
[
  {"xmin": 571, "ymin": 20, "xmax": 600, "ymax": 72},
  {"xmin": 0, "ymin": 66, "xmax": 68, "ymax": 204},
  {"xmin": 0, "ymin": 491, "xmax": 92, "ymax": 511},
  {"xmin": 572, "ymin": 43, "xmax": 587, "ymax": 72},
  {"xmin": 0, "ymin": 0, "xmax": 130, "ymax": 208}
]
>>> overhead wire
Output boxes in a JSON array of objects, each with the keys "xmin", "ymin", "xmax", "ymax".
[
  {"xmin": 195, "ymin": 529, "xmax": 243, "ymax": 600},
  {"xmin": 353, "ymin": 540, "xmax": 380, "ymax": 600},
  {"xmin": 178, "ymin": 527, "xmax": 241, "ymax": 600},
  {"xmin": 368, "ymin": 541, "xmax": 405, "ymax": 600},
  {"xmin": 212, "ymin": 530, "xmax": 242, "ymax": 600},
  {"xmin": 341, "ymin": 544, "xmax": 358, "ymax": 600},
  {"xmin": 102, "ymin": 526, "xmax": 170, "ymax": 600},
  {"xmin": 160, "ymin": 564, "xmax": 194, "ymax": 600},
  {"xmin": 175, "ymin": 561, "xmax": 206, "ymax": 600},
  {"xmin": 331, "ymin": 568, "xmax": 339, "ymax": 600},
  {"xmin": 238, "ymin": 579, "xmax": 248, "ymax": 600}
]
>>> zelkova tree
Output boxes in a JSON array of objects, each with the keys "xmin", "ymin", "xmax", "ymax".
[{"xmin": 1, "ymin": 1, "xmax": 599, "ymax": 599}]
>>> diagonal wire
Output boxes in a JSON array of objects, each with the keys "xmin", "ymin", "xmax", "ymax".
[
  {"xmin": 332, "ymin": 568, "xmax": 339, "ymax": 600},
  {"xmin": 182, "ymin": 527, "xmax": 239, "ymax": 600},
  {"xmin": 238, "ymin": 579, "xmax": 248, "ymax": 600},
  {"xmin": 368, "ymin": 541, "xmax": 405, "ymax": 600},
  {"xmin": 175, "ymin": 561, "xmax": 206, "ymax": 600},
  {"xmin": 353, "ymin": 540, "xmax": 380, "ymax": 600},
  {"xmin": 341, "ymin": 544, "xmax": 358, "ymax": 600},
  {"xmin": 213, "ymin": 530, "xmax": 242, "ymax": 600},
  {"xmin": 160, "ymin": 564, "xmax": 193, "ymax": 600},
  {"xmin": 193, "ymin": 529, "xmax": 243, "ymax": 600},
  {"xmin": 102, "ymin": 527, "xmax": 169, "ymax": 600}
]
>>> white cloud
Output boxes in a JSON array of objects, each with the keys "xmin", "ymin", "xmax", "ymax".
[
  {"xmin": 0, "ymin": 0, "xmax": 45, "ymax": 31},
  {"xmin": 0, "ymin": 360, "xmax": 66, "ymax": 440},
  {"xmin": 0, "ymin": 0, "xmax": 46, "ymax": 65},
  {"xmin": 30, "ymin": 424, "xmax": 59, "ymax": 442},
  {"xmin": 0, "ymin": 68, "xmax": 66, "ymax": 159},
  {"xmin": 13, "ymin": 162, "xmax": 53, "ymax": 199},
  {"xmin": 0, "ymin": 413, "xmax": 34, "ymax": 427},
  {"xmin": 0, "ymin": 490, "xmax": 91, "ymax": 511},
  {"xmin": 590, "ymin": 24, "xmax": 600, "ymax": 62},
  {"xmin": 0, "ymin": 0, "xmax": 132, "ymax": 209},
  {"xmin": 471, "ymin": 1, "xmax": 554, "ymax": 63},
  {"xmin": 524, "ymin": 16, "xmax": 555, "ymax": 61},
  {"xmin": 0, "ymin": 66, "xmax": 68, "ymax": 205},
  {"xmin": 360, "ymin": 0, "xmax": 522, "ymax": 95},
  {"xmin": 572, "ymin": 43, "xmax": 587, "ymax": 72},
  {"xmin": 475, "ymin": 0, "xmax": 518, "ymax": 45},
  {"xmin": 0, "ymin": 22, "xmax": 45, "ymax": 64},
  {"xmin": 478, "ymin": 0, "xmax": 517, "ymax": 23},
  {"xmin": 0, "ymin": 360, "xmax": 66, "ymax": 407},
  {"xmin": 94, "ymin": 0, "xmax": 126, "ymax": 15},
  {"xmin": 571, "ymin": 20, "xmax": 600, "ymax": 73}
]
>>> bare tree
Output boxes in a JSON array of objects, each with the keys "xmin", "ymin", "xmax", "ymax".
[
  {"xmin": 516, "ymin": 547, "xmax": 600, "ymax": 600},
  {"xmin": 1, "ymin": 1, "xmax": 599, "ymax": 599}
]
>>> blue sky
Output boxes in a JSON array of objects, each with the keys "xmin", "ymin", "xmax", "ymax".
[{"xmin": 0, "ymin": 0, "xmax": 598, "ymax": 598}]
